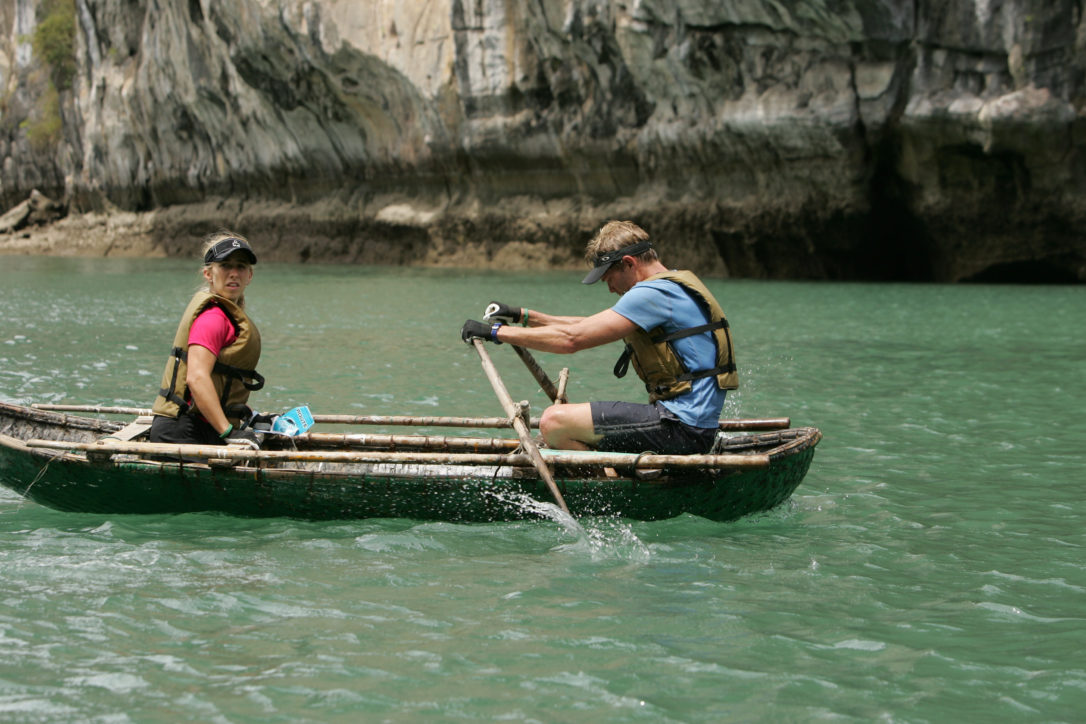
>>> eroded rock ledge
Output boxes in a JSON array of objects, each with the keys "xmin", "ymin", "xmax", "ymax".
[{"xmin": 1, "ymin": 1, "xmax": 1083, "ymax": 283}]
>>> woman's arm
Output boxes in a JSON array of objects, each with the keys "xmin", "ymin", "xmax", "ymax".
[{"xmin": 186, "ymin": 344, "xmax": 230, "ymax": 435}]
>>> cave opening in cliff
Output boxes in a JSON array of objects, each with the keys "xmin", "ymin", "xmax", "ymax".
[
  {"xmin": 865, "ymin": 140, "xmax": 935, "ymax": 282},
  {"xmin": 961, "ymin": 260, "xmax": 1081, "ymax": 284}
]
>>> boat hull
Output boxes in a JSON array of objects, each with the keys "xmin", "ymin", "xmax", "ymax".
[
  {"xmin": 0, "ymin": 402, "xmax": 819, "ymax": 522},
  {"xmin": 0, "ymin": 444, "xmax": 816, "ymax": 522}
]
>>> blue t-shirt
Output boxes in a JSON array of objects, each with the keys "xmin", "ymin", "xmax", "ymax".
[{"xmin": 611, "ymin": 278, "xmax": 727, "ymax": 428}]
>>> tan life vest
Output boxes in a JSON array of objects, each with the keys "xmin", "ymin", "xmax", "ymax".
[
  {"xmin": 616, "ymin": 270, "xmax": 738, "ymax": 403},
  {"xmin": 151, "ymin": 291, "xmax": 263, "ymax": 423}
]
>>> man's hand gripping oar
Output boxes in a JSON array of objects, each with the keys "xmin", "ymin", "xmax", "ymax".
[{"xmin": 483, "ymin": 301, "xmax": 568, "ymax": 404}]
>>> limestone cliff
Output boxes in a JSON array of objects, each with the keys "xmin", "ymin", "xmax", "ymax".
[{"xmin": 1, "ymin": 0, "xmax": 1083, "ymax": 282}]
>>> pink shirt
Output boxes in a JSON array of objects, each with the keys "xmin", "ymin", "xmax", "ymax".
[{"xmin": 187, "ymin": 305, "xmax": 237, "ymax": 355}]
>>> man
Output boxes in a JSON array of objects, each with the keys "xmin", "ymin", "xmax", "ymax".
[{"xmin": 461, "ymin": 220, "xmax": 737, "ymax": 454}]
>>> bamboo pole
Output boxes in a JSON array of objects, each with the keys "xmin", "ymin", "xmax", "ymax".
[
  {"xmin": 719, "ymin": 418, "xmax": 789, "ymax": 431},
  {"xmin": 555, "ymin": 368, "xmax": 570, "ymax": 404},
  {"xmin": 30, "ymin": 404, "xmax": 789, "ymax": 431},
  {"xmin": 472, "ymin": 339, "xmax": 570, "ymax": 513},
  {"xmin": 25, "ymin": 438, "xmax": 770, "ymax": 469},
  {"xmin": 309, "ymin": 414, "xmax": 518, "ymax": 428},
  {"xmin": 27, "ymin": 439, "xmax": 532, "ymax": 465},
  {"xmin": 299, "ymin": 432, "xmax": 520, "ymax": 452},
  {"xmin": 510, "ymin": 344, "xmax": 572, "ymax": 406},
  {"xmin": 511, "ymin": 345, "xmax": 560, "ymax": 402},
  {"xmin": 30, "ymin": 404, "xmax": 522, "ymax": 429},
  {"xmin": 33, "ymin": 404, "xmax": 149, "ymax": 416}
]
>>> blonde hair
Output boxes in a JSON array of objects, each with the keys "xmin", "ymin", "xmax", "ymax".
[
  {"xmin": 200, "ymin": 230, "xmax": 253, "ymax": 307},
  {"xmin": 584, "ymin": 220, "xmax": 658, "ymax": 264}
]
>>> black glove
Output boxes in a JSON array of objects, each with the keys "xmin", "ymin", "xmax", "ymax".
[
  {"xmin": 224, "ymin": 403, "xmax": 254, "ymax": 423},
  {"xmin": 250, "ymin": 411, "xmax": 279, "ymax": 429},
  {"xmin": 483, "ymin": 301, "xmax": 521, "ymax": 323},
  {"xmin": 224, "ymin": 426, "xmax": 262, "ymax": 450},
  {"xmin": 461, "ymin": 319, "xmax": 503, "ymax": 345}
]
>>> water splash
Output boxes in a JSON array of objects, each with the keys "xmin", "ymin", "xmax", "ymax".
[
  {"xmin": 479, "ymin": 487, "xmax": 651, "ymax": 561},
  {"xmin": 481, "ymin": 486, "xmax": 584, "ymax": 536},
  {"xmin": 557, "ymin": 516, "xmax": 652, "ymax": 562}
]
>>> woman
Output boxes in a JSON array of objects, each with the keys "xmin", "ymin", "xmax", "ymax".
[{"xmin": 149, "ymin": 231, "xmax": 264, "ymax": 446}]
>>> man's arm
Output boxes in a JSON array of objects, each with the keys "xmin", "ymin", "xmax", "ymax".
[
  {"xmin": 493, "ymin": 309, "xmax": 637, "ymax": 354},
  {"xmin": 483, "ymin": 301, "xmax": 584, "ymax": 327},
  {"xmin": 520, "ymin": 307, "xmax": 585, "ymax": 327}
]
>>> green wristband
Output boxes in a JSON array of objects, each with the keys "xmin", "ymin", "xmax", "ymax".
[
  {"xmin": 521, "ymin": 308, "xmax": 530, "ymax": 326},
  {"xmin": 219, "ymin": 423, "xmax": 234, "ymax": 439}
]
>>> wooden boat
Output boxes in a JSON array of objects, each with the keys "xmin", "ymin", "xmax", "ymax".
[
  {"xmin": 0, "ymin": 399, "xmax": 820, "ymax": 522},
  {"xmin": 0, "ymin": 343, "xmax": 820, "ymax": 522}
]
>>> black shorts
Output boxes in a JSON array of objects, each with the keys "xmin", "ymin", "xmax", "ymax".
[
  {"xmin": 149, "ymin": 414, "xmax": 224, "ymax": 446},
  {"xmin": 590, "ymin": 401, "xmax": 718, "ymax": 455}
]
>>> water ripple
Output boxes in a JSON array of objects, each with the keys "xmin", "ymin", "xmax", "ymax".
[{"xmin": 1, "ymin": 263, "xmax": 1084, "ymax": 721}]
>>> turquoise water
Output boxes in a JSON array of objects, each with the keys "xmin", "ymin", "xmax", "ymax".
[{"xmin": 0, "ymin": 256, "xmax": 1083, "ymax": 722}]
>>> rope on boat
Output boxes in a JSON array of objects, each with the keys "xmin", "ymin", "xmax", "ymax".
[{"xmin": 23, "ymin": 447, "xmax": 68, "ymax": 500}]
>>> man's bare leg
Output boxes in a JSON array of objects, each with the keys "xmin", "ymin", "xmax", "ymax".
[{"xmin": 538, "ymin": 403, "xmax": 602, "ymax": 450}]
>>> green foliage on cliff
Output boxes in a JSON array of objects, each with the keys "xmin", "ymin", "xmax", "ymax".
[
  {"xmin": 19, "ymin": 0, "xmax": 77, "ymax": 152},
  {"xmin": 32, "ymin": 0, "xmax": 77, "ymax": 92},
  {"xmin": 21, "ymin": 84, "xmax": 63, "ymax": 152}
]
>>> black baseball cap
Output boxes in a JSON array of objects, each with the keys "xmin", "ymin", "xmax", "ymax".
[
  {"xmin": 204, "ymin": 237, "xmax": 257, "ymax": 265},
  {"xmin": 581, "ymin": 240, "xmax": 653, "ymax": 284}
]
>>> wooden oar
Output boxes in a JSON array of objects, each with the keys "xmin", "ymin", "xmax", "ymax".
[
  {"xmin": 511, "ymin": 345, "xmax": 562, "ymax": 402},
  {"xmin": 25, "ymin": 438, "xmax": 770, "ymax": 469},
  {"xmin": 30, "ymin": 404, "xmax": 790, "ymax": 431},
  {"xmin": 509, "ymin": 344, "xmax": 572, "ymax": 404},
  {"xmin": 472, "ymin": 339, "xmax": 570, "ymax": 513}
]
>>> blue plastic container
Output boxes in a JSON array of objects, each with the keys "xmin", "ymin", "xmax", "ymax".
[{"xmin": 271, "ymin": 406, "xmax": 314, "ymax": 436}]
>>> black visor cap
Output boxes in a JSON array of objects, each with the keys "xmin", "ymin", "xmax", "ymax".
[
  {"xmin": 204, "ymin": 237, "xmax": 257, "ymax": 265},
  {"xmin": 581, "ymin": 240, "xmax": 653, "ymax": 284}
]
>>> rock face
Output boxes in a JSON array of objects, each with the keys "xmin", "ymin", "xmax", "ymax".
[{"xmin": 0, "ymin": 0, "xmax": 1083, "ymax": 282}]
